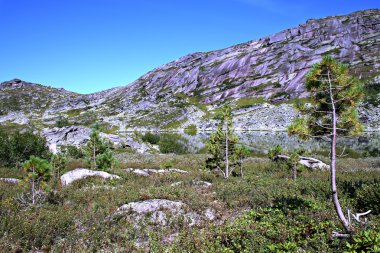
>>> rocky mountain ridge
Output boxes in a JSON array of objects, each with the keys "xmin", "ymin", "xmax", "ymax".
[{"xmin": 1, "ymin": 9, "xmax": 379, "ymax": 147}]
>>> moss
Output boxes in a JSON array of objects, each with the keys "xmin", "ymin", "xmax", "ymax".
[
  {"xmin": 235, "ymin": 97, "xmax": 267, "ymax": 109},
  {"xmin": 270, "ymin": 91, "xmax": 290, "ymax": 100},
  {"xmin": 65, "ymin": 109, "xmax": 81, "ymax": 117},
  {"xmin": 283, "ymin": 97, "xmax": 311, "ymax": 105}
]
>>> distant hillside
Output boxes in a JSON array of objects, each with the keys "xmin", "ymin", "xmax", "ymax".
[{"xmin": 1, "ymin": 9, "xmax": 379, "ymax": 135}]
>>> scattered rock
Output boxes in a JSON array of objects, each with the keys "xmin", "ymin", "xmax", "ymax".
[
  {"xmin": 204, "ymin": 208, "xmax": 216, "ymax": 221},
  {"xmin": 170, "ymin": 181, "xmax": 183, "ymax": 187},
  {"xmin": 115, "ymin": 199, "xmax": 215, "ymax": 227},
  {"xmin": 124, "ymin": 168, "xmax": 150, "ymax": 177},
  {"xmin": 125, "ymin": 168, "xmax": 188, "ymax": 177},
  {"xmin": 191, "ymin": 180, "xmax": 212, "ymax": 188},
  {"xmin": 0, "ymin": 178, "xmax": 20, "ymax": 184},
  {"xmin": 60, "ymin": 168, "xmax": 120, "ymax": 186},
  {"xmin": 275, "ymin": 155, "xmax": 330, "ymax": 170}
]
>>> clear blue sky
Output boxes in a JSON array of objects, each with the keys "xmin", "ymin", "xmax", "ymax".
[{"xmin": 1, "ymin": 0, "xmax": 378, "ymax": 94}]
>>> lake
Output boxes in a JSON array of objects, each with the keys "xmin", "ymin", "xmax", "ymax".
[{"xmin": 128, "ymin": 131, "xmax": 380, "ymax": 157}]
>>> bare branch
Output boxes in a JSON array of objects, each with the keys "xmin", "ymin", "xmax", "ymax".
[
  {"xmin": 332, "ymin": 231, "xmax": 351, "ymax": 238},
  {"xmin": 352, "ymin": 210, "xmax": 372, "ymax": 223}
]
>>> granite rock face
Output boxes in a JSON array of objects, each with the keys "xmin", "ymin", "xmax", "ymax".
[
  {"xmin": 40, "ymin": 126, "xmax": 150, "ymax": 153},
  {"xmin": 0, "ymin": 9, "xmax": 379, "ymax": 137}
]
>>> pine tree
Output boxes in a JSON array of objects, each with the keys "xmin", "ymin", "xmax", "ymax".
[
  {"xmin": 51, "ymin": 153, "xmax": 67, "ymax": 181},
  {"xmin": 206, "ymin": 104, "xmax": 239, "ymax": 178},
  {"xmin": 288, "ymin": 56, "xmax": 365, "ymax": 233},
  {"xmin": 235, "ymin": 145, "xmax": 250, "ymax": 178},
  {"xmin": 23, "ymin": 156, "xmax": 52, "ymax": 205},
  {"xmin": 84, "ymin": 125, "xmax": 115, "ymax": 171}
]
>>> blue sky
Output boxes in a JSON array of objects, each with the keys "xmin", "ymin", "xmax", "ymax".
[{"xmin": 1, "ymin": 0, "xmax": 378, "ymax": 94}]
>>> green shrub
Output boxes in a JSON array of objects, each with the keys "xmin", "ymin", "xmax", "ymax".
[
  {"xmin": 159, "ymin": 134, "xmax": 188, "ymax": 154},
  {"xmin": 142, "ymin": 132, "xmax": 160, "ymax": 144},
  {"xmin": 50, "ymin": 153, "xmax": 68, "ymax": 181},
  {"xmin": 55, "ymin": 115, "xmax": 70, "ymax": 128},
  {"xmin": 160, "ymin": 160, "xmax": 173, "ymax": 169},
  {"xmin": 345, "ymin": 230, "xmax": 380, "ymax": 253},
  {"xmin": 356, "ymin": 182, "xmax": 380, "ymax": 214},
  {"xmin": 0, "ymin": 130, "xmax": 50, "ymax": 168},
  {"xmin": 268, "ymin": 145, "xmax": 284, "ymax": 160},
  {"xmin": 184, "ymin": 124, "xmax": 197, "ymax": 136},
  {"xmin": 62, "ymin": 145, "xmax": 85, "ymax": 159},
  {"xmin": 96, "ymin": 149, "xmax": 116, "ymax": 171}
]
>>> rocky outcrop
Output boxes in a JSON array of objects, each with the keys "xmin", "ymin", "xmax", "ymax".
[
  {"xmin": 0, "ymin": 9, "xmax": 379, "ymax": 133},
  {"xmin": 41, "ymin": 126, "xmax": 150, "ymax": 153},
  {"xmin": 115, "ymin": 199, "xmax": 215, "ymax": 227},
  {"xmin": 60, "ymin": 168, "xmax": 120, "ymax": 186},
  {"xmin": 124, "ymin": 168, "xmax": 188, "ymax": 177}
]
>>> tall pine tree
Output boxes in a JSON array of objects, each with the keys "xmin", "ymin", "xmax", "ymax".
[
  {"xmin": 288, "ymin": 56, "xmax": 366, "ymax": 233},
  {"xmin": 206, "ymin": 104, "xmax": 239, "ymax": 178}
]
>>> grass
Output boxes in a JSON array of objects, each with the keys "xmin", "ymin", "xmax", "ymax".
[
  {"xmin": 235, "ymin": 97, "xmax": 267, "ymax": 109},
  {"xmin": 164, "ymin": 117, "xmax": 188, "ymax": 129},
  {"xmin": 0, "ymin": 152, "xmax": 379, "ymax": 252},
  {"xmin": 184, "ymin": 124, "xmax": 197, "ymax": 136},
  {"xmin": 247, "ymin": 82, "xmax": 279, "ymax": 93}
]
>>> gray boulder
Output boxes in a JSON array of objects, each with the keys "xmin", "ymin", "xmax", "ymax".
[
  {"xmin": 116, "ymin": 199, "xmax": 214, "ymax": 227},
  {"xmin": 41, "ymin": 126, "xmax": 150, "ymax": 153},
  {"xmin": 0, "ymin": 178, "xmax": 21, "ymax": 184},
  {"xmin": 124, "ymin": 168, "xmax": 188, "ymax": 177},
  {"xmin": 275, "ymin": 155, "xmax": 330, "ymax": 170},
  {"xmin": 60, "ymin": 168, "xmax": 120, "ymax": 186}
]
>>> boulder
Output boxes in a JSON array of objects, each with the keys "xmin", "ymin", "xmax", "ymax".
[
  {"xmin": 0, "ymin": 178, "xmax": 20, "ymax": 184},
  {"xmin": 115, "ymin": 199, "xmax": 214, "ymax": 227},
  {"xmin": 41, "ymin": 126, "xmax": 150, "ymax": 153},
  {"xmin": 191, "ymin": 180, "xmax": 212, "ymax": 188},
  {"xmin": 275, "ymin": 155, "xmax": 330, "ymax": 170},
  {"xmin": 60, "ymin": 168, "xmax": 120, "ymax": 186},
  {"xmin": 124, "ymin": 168, "xmax": 188, "ymax": 177}
]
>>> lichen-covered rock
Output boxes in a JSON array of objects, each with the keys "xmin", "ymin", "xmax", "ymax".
[
  {"xmin": 191, "ymin": 180, "xmax": 213, "ymax": 188},
  {"xmin": 115, "ymin": 199, "xmax": 215, "ymax": 227},
  {"xmin": 0, "ymin": 178, "xmax": 20, "ymax": 184},
  {"xmin": 40, "ymin": 126, "xmax": 150, "ymax": 153},
  {"xmin": 60, "ymin": 168, "xmax": 120, "ymax": 186},
  {"xmin": 275, "ymin": 155, "xmax": 330, "ymax": 170},
  {"xmin": 124, "ymin": 168, "xmax": 188, "ymax": 177}
]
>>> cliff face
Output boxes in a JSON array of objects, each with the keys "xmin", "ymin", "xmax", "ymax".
[
  {"xmin": 123, "ymin": 9, "xmax": 379, "ymax": 103},
  {"xmin": 1, "ymin": 9, "xmax": 379, "ymax": 133}
]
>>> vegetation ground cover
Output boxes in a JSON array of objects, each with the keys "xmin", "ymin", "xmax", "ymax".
[{"xmin": 0, "ymin": 151, "xmax": 379, "ymax": 252}]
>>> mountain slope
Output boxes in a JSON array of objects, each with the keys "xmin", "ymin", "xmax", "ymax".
[{"xmin": 1, "ymin": 9, "xmax": 379, "ymax": 134}]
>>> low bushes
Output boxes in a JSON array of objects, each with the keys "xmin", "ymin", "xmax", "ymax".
[{"xmin": 0, "ymin": 130, "xmax": 50, "ymax": 168}]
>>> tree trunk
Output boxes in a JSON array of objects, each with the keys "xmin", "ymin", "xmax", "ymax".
[
  {"xmin": 328, "ymin": 70, "xmax": 350, "ymax": 232},
  {"xmin": 32, "ymin": 166, "xmax": 35, "ymax": 205},
  {"xmin": 93, "ymin": 141, "xmax": 96, "ymax": 169},
  {"xmin": 292, "ymin": 166, "xmax": 297, "ymax": 180},
  {"xmin": 240, "ymin": 157, "xmax": 244, "ymax": 178},
  {"xmin": 225, "ymin": 120, "xmax": 229, "ymax": 179}
]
